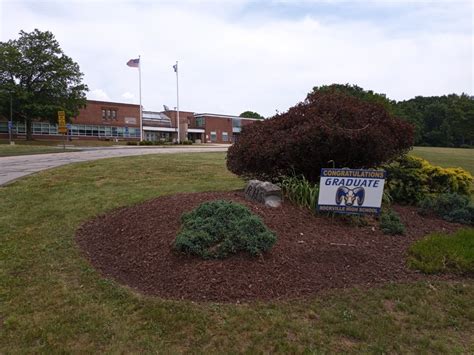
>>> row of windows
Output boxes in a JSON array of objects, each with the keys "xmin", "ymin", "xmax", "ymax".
[
  {"xmin": 69, "ymin": 125, "xmax": 140, "ymax": 138},
  {"xmin": 0, "ymin": 122, "xmax": 140, "ymax": 138},
  {"xmin": 196, "ymin": 117, "xmax": 241, "ymax": 129},
  {"xmin": 209, "ymin": 131, "xmax": 229, "ymax": 142},
  {"xmin": 0, "ymin": 122, "xmax": 26, "ymax": 134},
  {"xmin": 102, "ymin": 108, "xmax": 118, "ymax": 120},
  {"xmin": 145, "ymin": 132, "xmax": 171, "ymax": 141}
]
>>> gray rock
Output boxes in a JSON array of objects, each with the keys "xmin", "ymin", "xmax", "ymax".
[
  {"xmin": 244, "ymin": 180, "xmax": 282, "ymax": 208},
  {"xmin": 264, "ymin": 195, "xmax": 282, "ymax": 208}
]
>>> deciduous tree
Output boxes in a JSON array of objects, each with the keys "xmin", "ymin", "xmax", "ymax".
[
  {"xmin": 239, "ymin": 111, "xmax": 264, "ymax": 119},
  {"xmin": 0, "ymin": 29, "xmax": 88, "ymax": 139}
]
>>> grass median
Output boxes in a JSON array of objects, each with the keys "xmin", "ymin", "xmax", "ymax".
[
  {"xmin": 412, "ymin": 147, "xmax": 474, "ymax": 175},
  {"xmin": 0, "ymin": 144, "xmax": 77, "ymax": 157},
  {"xmin": 1, "ymin": 152, "xmax": 473, "ymax": 353}
]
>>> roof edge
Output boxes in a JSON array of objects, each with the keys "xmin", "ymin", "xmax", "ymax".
[
  {"xmin": 86, "ymin": 99, "xmax": 140, "ymax": 107},
  {"xmin": 193, "ymin": 113, "xmax": 261, "ymax": 121}
]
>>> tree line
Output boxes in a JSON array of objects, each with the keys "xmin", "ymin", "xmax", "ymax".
[
  {"xmin": 312, "ymin": 84, "xmax": 474, "ymax": 148},
  {"xmin": 395, "ymin": 94, "xmax": 474, "ymax": 147}
]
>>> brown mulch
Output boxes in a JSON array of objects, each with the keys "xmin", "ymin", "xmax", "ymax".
[{"xmin": 75, "ymin": 191, "xmax": 464, "ymax": 302}]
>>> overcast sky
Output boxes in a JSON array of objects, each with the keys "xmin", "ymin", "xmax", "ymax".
[{"xmin": 1, "ymin": 0, "xmax": 472, "ymax": 116}]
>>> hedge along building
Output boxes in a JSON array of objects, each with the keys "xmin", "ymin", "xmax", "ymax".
[{"xmin": 0, "ymin": 100, "xmax": 259, "ymax": 143}]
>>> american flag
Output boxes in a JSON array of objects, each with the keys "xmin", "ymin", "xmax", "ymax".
[{"xmin": 127, "ymin": 58, "xmax": 140, "ymax": 68}]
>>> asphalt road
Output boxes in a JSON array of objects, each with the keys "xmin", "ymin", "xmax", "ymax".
[{"xmin": 0, "ymin": 146, "xmax": 228, "ymax": 186}]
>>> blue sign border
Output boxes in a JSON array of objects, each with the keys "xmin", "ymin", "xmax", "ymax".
[
  {"xmin": 318, "ymin": 168, "xmax": 386, "ymax": 215},
  {"xmin": 320, "ymin": 168, "xmax": 386, "ymax": 179},
  {"xmin": 317, "ymin": 205, "xmax": 381, "ymax": 214}
]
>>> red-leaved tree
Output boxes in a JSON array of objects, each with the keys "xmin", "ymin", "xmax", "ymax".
[{"xmin": 227, "ymin": 89, "xmax": 414, "ymax": 182}]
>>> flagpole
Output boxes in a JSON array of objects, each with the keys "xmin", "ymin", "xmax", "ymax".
[
  {"xmin": 139, "ymin": 55, "xmax": 143, "ymax": 141},
  {"xmin": 175, "ymin": 60, "xmax": 180, "ymax": 143}
]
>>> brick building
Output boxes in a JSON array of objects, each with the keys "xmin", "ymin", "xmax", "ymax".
[
  {"xmin": 144, "ymin": 109, "xmax": 257, "ymax": 143},
  {"xmin": 0, "ymin": 100, "xmax": 258, "ymax": 143}
]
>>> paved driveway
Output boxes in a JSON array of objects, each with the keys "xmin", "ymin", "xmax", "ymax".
[{"xmin": 0, "ymin": 146, "xmax": 228, "ymax": 186}]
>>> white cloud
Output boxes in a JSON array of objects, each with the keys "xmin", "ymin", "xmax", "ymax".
[
  {"xmin": 88, "ymin": 88, "xmax": 110, "ymax": 101},
  {"xmin": 121, "ymin": 91, "xmax": 135, "ymax": 102},
  {"xmin": 1, "ymin": 0, "xmax": 472, "ymax": 117}
]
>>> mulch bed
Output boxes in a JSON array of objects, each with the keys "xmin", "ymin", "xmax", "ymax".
[{"xmin": 76, "ymin": 191, "xmax": 464, "ymax": 302}]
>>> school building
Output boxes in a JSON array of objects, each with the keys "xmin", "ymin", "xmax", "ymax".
[{"xmin": 0, "ymin": 100, "xmax": 259, "ymax": 144}]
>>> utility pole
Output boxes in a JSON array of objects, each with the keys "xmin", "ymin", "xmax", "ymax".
[
  {"xmin": 9, "ymin": 94, "xmax": 12, "ymax": 144},
  {"xmin": 138, "ymin": 55, "xmax": 143, "ymax": 142},
  {"xmin": 174, "ymin": 61, "xmax": 180, "ymax": 143}
]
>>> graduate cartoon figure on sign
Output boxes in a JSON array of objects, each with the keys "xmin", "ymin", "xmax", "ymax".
[{"xmin": 335, "ymin": 187, "xmax": 365, "ymax": 206}]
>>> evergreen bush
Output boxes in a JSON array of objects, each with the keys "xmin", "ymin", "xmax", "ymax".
[
  {"xmin": 379, "ymin": 209, "xmax": 405, "ymax": 235},
  {"xmin": 419, "ymin": 193, "xmax": 474, "ymax": 225},
  {"xmin": 383, "ymin": 155, "xmax": 473, "ymax": 204},
  {"xmin": 174, "ymin": 200, "xmax": 277, "ymax": 259}
]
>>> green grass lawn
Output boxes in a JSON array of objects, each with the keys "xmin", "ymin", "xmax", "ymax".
[
  {"xmin": 0, "ymin": 139, "xmax": 125, "ymax": 147},
  {"xmin": 0, "ymin": 144, "xmax": 77, "ymax": 157},
  {"xmin": 1, "ymin": 152, "xmax": 473, "ymax": 353},
  {"xmin": 408, "ymin": 228, "xmax": 474, "ymax": 274},
  {"xmin": 412, "ymin": 147, "xmax": 474, "ymax": 175}
]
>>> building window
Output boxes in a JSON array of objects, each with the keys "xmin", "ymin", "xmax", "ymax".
[
  {"xmin": 222, "ymin": 132, "xmax": 228, "ymax": 142},
  {"xmin": 112, "ymin": 110, "xmax": 117, "ymax": 119},
  {"xmin": 196, "ymin": 117, "xmax": 205, "ymax": 127},
  {"xmin": 210, "ymin": 131, "xmax": 217, "ymax": 142},
  {"xmin": 102, "ymin": 109, "xmax": 106, "ymax": 119},
  {"xmin": 232, "ymin": 118, "xmax": 241, "ymax": 128}
]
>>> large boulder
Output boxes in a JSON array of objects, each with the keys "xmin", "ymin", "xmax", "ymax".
[{"xmin": 244, "ymin": 180, "xmax": 282, "ymax": 208}]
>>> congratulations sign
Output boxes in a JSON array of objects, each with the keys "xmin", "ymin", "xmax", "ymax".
[{"xmin": 317, "ymin": 168, "xmax": 386, "ymax": 214}]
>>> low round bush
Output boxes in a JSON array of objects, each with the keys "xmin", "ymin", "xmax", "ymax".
[
  {"xmin": 383, "ymin": 155, "xmax": 473, "ymax": 205},
  {"xmin": 379, "ymin": 209, "xmax": 405, "ymax": 235},
  {"xmin": 227, "ymin": 88, "xmax": 414, "ymax": 182},
  {"xmin": 174, "ymin": 200, "xmax": 277, "ymax": 259},
  {"xmin": 419, "ymin": 193, "xmax": 474, "ymax": 225}
]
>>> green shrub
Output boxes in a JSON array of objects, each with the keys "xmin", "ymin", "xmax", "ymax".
[
  {"xmin": 383, "ymin": 155, "xmax": 473, "ymax": 204},
  {"xmin": 138, "ymin": 140, "xmax": 153, "ymax": 146},
  {"xmin": 174, "ymin": 200, "xmax": 277, "ymax": 259},
  {"xmin": 383, "ymin": 155, "xmax": 429, "ymax": 204},
  {"xmin": 408, "ymin": 228, "xmax": 474, "ymax": 274},
  {"xmin": 337, "ymin": 214, "xmax": 370, "ymax": 227},
  {"xmin": 379, "ymin": 209, "xmax": 405, "ymax": 235},
  {"xmin": 227, "ymin": 88, "xmax": 414, "ymax": 183},
  {"xmin": 419, "ymin": 193, "xmax": 474, "ymax": 225},
  {"xmin": 279, "ymin": 175, "xmax": 319, "ymax": 210}
]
